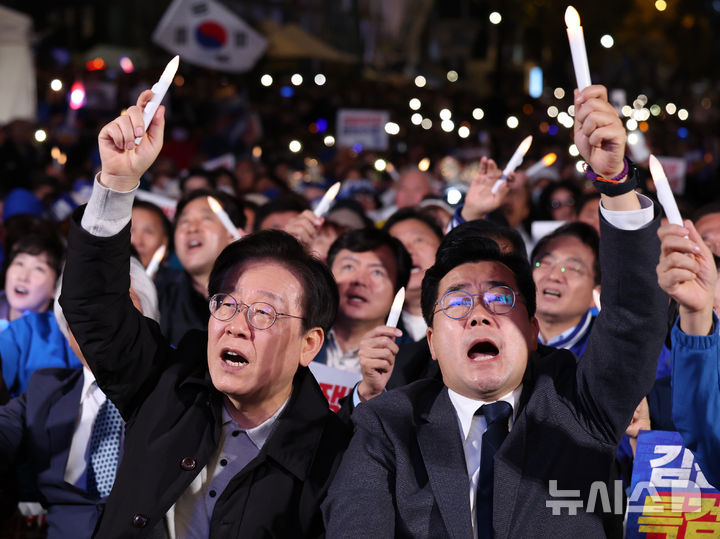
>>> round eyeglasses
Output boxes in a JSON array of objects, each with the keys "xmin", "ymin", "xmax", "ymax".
[
  {"xmin": 208, "ymin": 293, "xmax": 304, "ymax": 330},
  {"xmin": 433, "ymin": 286, "xmax": 519, "ymax": 319}
]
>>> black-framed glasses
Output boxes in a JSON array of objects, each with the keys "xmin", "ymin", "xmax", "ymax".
[
  {"xmin": 433, "ymin": 286, "xmax": 519, "ymax": 320},
  {"xmin": 208, "ymin": 293, "xmax": 304, "ymax": 330}
]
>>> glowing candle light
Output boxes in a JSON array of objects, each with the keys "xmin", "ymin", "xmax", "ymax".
[
  {"xmin": 385, "ymin": 162, "xmax": 400, "ymax": 181},
  {"xmin": 145, "ymin": 245, "xmax": 166, "ymax": 278},
  {"xmin": 649, "ymin": 155, "xmax": 683, "ymax": 226},
  {"xmin": 525, "ymin": 153, "xmax": 558, "ymax": 177},
  {"xmin": 565, "ymin": 6, "xmax": 592, "ymax": 91},
  {"xmin": 492, "ymin": 135, "xmax": 533, "ymax": 194},
  {"xmin": 313, "ymin": 181, "xmax": 341, "ymax": 218},
  {"xmin": 385, "ymin": 287, "xmax": 406, "ymax": 328},
  {"xmin": 134, "ymin": 55, "xmax": 179, "ymax": 145},
  {"xmin": 207, "ymin": 196, "xmax": 243, "ymax": 240}
]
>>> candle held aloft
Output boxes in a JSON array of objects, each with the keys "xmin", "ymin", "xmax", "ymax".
[
  {"xmin": 565, "ymin": 6, "xmax": 592, "ymax": 91},
  {"xmin": 492, "ymin": 135, "xmax": 533, "ymax": 194},
  {"xmin": 207, "ymin": 196, "xmax": 243, "ymax": 241},
  {"xmin": 525, "ymin": 152, "xmax": 558, "ymax": 177},
  {"xmin": 145, "ymin": 244, "xmax": 166, "ymax": 278},
  {"xmin": 134, "ymin": 55, "xmax": 180, "ymax": 145},
  {"xmin": 313, "ymin": 181, "xmax": 341, "ymax": 218},
  {"xmin": 385, "ymin": 287, "xmax": 406, "ymax": 328},
  {"xmin": 648, "ymin": 155, "xmax": 683, "ymax": 226}
]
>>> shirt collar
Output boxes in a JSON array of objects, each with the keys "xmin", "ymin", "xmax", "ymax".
[
  {"xmin": 447, "ymin": 385, "xmax": 522, "ymax": 441},
  {"xmin": 324, "ymin": 328, "xmax": 360, "ymax": 368},
  {"xmin": 79, "ymin": 366, "xmax": 98, "ymax": 404},
  {"xmin": 221, "ymin": 397, "xmax": 290, "ymax": 450},
  {"xmin": 538, "ymin": 309, "xmax": 593, "ymax": 349}
]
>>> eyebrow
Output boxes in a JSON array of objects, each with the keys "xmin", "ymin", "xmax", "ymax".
[{"xmin": 442, "ymin": 280, "xmax": 510, "ymax": 295}]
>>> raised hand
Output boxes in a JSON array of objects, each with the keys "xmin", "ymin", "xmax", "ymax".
[
  {"xmin": 657, "ymin": 220, "xmax": 717, "ymax": 335},
  {"xmin": 98, "ymin": 90, "xmax": 165, "ymax": 192},
  {"xmin": 573, "ymin": 85, "xmax": 625, "ymax": 179},
  {"xmin": 284, "ymin": 210, "xmax": 324, "ymax": 248},
  {"xmin": 357, "ymin": 325, "xmax": 402, "ymax": 402},
  {"xmin": 460, "ymin": 157, "xmax": 510, "ymax": 221}
]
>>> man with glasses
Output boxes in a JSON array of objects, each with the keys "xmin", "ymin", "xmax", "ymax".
[
  {"xmin": 531, "ymin": 222, "xmax": 600, "ymax": 358},
  {"xmin": 59, "ymin": 91, "xmax": 351, "ymax": 537},
  {"xmin": 323, "ymin": 85, "xmax": 668, "ymax": 537}
]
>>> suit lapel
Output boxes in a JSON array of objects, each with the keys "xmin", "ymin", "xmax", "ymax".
[
  {"xmin": 417, "ymin": 387, "xmax": 474, "ymax": 539},
  {"xmin": 47, "ymin": 371, "xmax": 85, "ymax": 477}
]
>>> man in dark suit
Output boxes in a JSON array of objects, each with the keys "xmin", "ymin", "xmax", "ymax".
[
  {"xmin": 0, "ymin": 258, "xmax": 158, "ymax": 539},
  {"xmin": 323, "ymin": 85, "xmax": 668, "ymax": 538},
  {"xmin": 59, "ymin": 89, "xmax": 350, "ymax": 537}
]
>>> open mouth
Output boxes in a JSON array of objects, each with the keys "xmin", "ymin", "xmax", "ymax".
[
  {"xmin": 468, "ymin": 340, "xmax": 499, "ymax": 360},
  {"xmin": 347, "ymin": 293, "xmax": 368, "ymax": 304},
  {"xmin": 187, "ymin": 240, "xmax": 202, "ymax": 250},
  {"xmin": 221, "ymin": 349, "xmax": 248, "ymax": 367},
  {"xmin": 410, "ymin": 266, "xmax": 421, "ymax": 274},
  {"xmin": 13, "ymin": 286, "xmax": 29, "ymax": 296},
  {"xmin": 543, "ymin": 288, "xmax": 561, "ymax": 298}
]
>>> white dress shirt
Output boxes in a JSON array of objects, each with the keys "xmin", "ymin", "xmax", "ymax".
[
  {"xmin": 448, "ymin": 387, "xmax": 522, "ymax": 539},
  {"xmin": 64, "ymin": 367, "xmax": 108, "ymax": 487}
]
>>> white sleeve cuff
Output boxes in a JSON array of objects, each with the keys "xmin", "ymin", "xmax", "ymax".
[
  {"xmin": 80, "ymin": 173, "xmax": 138, "ymax": 237},
  {"xmin": 599, "ymin": 193, "xmax": 654, "ymax": 231},
  {"xmin": 352, "ymin": 382, "xmax": 363, "ymax": 408}
]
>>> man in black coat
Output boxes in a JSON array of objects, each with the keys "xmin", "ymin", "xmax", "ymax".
[
  {"xmin": 323, "ymin": 85, "xmax": 668, "ymax": 538},
  {"xmin": 60, "ymin": 90, "xmax": 350, "ymax": 537}
]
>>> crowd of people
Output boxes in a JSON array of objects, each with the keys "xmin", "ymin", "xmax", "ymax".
[{"xmin": 0, "ymin": 68, "xmax": 719, "ymax": 538}]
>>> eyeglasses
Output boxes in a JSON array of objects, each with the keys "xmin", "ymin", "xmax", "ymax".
[
  {"xmin": 433, "ymin": 286, "xmax": 519, "ymax": 320},
  {"xmin": 208, "ymin": 293, "xmax": 304, "ymax": 330},
  {"xmin": 550, "ymin": 198, "xmax": 575, "ymax": 209},
  {"xmin": 533, "ymin": 256, "xmax": 588, "ymax": 278}
]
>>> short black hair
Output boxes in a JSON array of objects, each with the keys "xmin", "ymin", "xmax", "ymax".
[
  {"xmin": 133, "ymin": 199, "xmax": 172, "ymax": 241},
  {"xmin": 253, "ymin": 194, "xmax": 310, "ymax": 232},
  {"xmin": 3, "ymin": 229, "xmax": 65, "ymax": 284},
  {"xmin": 327, "ymin": 228, "xmax": 411, "ymax": 293},
  {"xmin": 421, "ymin": 228, "xmax": 536, "ymax": 327},
  {"xmin": 448, "ymin": 219, "xmax": 527, "ymax": 258},
  {"xmin": 530, "ymin": 221, "xmax": 600, "ymax": 285},
  {"xmin": 175, "ymin": 189, "xmax": 246, "ymax": 230},
  {"xmin": 383, "ymin": 207, "xmax": 444, "ymax": 241},
  {"xmin": 208, "ymin": 229, "xmax": 338, "ymax": 334},
  {"xmin": 180, "ymin": 168, "xmax": 216, "ymax": 192}
]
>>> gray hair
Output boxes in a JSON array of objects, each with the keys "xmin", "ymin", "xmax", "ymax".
[{"xmin": 54, "ymin": 257, "xmax": 160, "ymax": 341}]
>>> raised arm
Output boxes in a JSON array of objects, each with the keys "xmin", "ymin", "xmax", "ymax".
[
  {"xmin": 572, "ymin": 84, "xmax": 666, "ymax": 442},
  {"xmin": 659, "ymin": 220, "xmax": 720, "ymax": 487},
  {"xmin": 60, "ymin": 91, "xmax": 169, "ymax": 417}
]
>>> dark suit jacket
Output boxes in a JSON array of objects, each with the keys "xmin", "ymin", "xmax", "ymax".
[
  {"xmin": 323, "ymin": 211, "xmax": 667, "ymax": 538},
  {"xmin": 61, "ymin": 208, "xmax": 351, "ymax": 538},
  {"xmin": 0, "ymin": 368, "xmax": 105, "ymax": 539}
]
